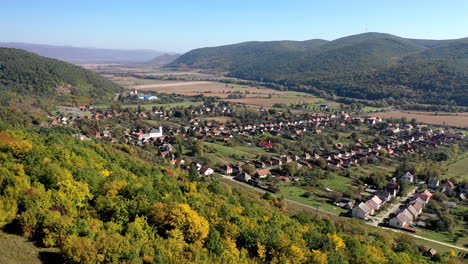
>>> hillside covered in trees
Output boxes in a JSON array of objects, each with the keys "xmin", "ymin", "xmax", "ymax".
[
  {"xmin": 0, "ymin": 48, "xmax": 122, "ymax": 106},
  {"xmin": 169, "ymin": 33, "xmax": 468, "ymax": 106},
  {"xmin": 0, "ymin": 107, "xmax": 465, "ymax": 264}
]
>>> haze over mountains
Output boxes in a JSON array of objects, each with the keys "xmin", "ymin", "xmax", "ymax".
[
  {"xmin": 0, "ymin": 42, "xmax": 165, "ymax": 64},
  {"xmin": 139, "ymin": 53, "xmax": 181, "ymax": 66},
  {"xmin": 169, "ymin": 33, "xmax": 468, "ymax": 106}
]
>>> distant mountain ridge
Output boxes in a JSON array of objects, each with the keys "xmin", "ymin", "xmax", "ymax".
[
  {"xmin": 169, "ymin": 33, "xmax": 468, "ymax": 106},
  {"xmin": 0, "ymin": 42, "xmax": 164, "ymax": 63}
]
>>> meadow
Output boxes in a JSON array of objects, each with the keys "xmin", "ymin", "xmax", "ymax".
[
  {"xmin": 444, "ymin": 154, "xmax": 468, "ymax": 181},
  {"xmin": 279, "ymin": 185, "xmax": 348, "ymax": 214}
]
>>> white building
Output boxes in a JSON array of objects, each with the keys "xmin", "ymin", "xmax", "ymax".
[
  {"xmin": 148, "ymin": 127, "xmax": 163, "ymax": 138},
  {"xmin": 389, "ymin": 212, "xmax": 411, "ymax": 229},
  {"xmin": 352, "ymin": 202, "xmax": 371, "ymax": 219}
]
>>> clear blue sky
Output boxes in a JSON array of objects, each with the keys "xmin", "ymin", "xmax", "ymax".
[{"xmin": 1, "ymin": 0, "xmax": 467, "ymax": 52}]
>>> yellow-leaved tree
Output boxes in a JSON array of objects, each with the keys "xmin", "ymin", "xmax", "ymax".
[
  {"xmin": 150, "ymin": 202, "xmax": 210, "ymax": 244},
  {"xmin": 327, "ymin": 232, "xmax": 346, "ymax": 251},
  {"xmin": 364, "ymin": 244, "xmax": 387, "ymax": 264},
  {"xmin": 310, "ymin": 249, "xmax": 328, "ymax": 264}
]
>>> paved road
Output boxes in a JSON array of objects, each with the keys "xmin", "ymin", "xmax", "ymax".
[
  {"xmin": 221, "ymin": 176, "xmax": 468, "ymax": 252},
  {"xmin": 370, "ymin": 185, "xmax": 420, "ymax": 227}
]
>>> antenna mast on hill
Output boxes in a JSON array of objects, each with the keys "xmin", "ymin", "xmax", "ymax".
[{"xmin": 365, "ymin": 24, "xmax": 368, "ymax": 33}]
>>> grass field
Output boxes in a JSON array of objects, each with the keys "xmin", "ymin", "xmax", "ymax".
[
  {"xmin": 0, "ymin": 230, "xmax": 62, "ymax": 264},
  {"xmin": 224, "ymin": 97, "xmax": 320, "ymax": 106},
  {"xmin": 205, "ymin": 142, "xmax": 257, "ymax": 161},
  {"xmin": 417, "ymin": 227, "xmax": 468, "ymax": 249},
  {"xmin": 280, "ymin": 185, "xmax": 348, "ymax": 214},
  {"xmin": 356, "ymin": 164, "xmax": 396, "ymax": 176},
  {"xmin": 362, "ymin": 106, "xmax": 384, "ymax": 112},
  {"xmin": 374, "ymin": 110, "xmax": 468, "ymax": 128},
  {"xmin": 320, "ymin": 175, "xmax": 353, "ymax": 192},
  {"xmin": 444, "ymin": 155, "xmax": 468, "ymax": 181},
  {"xmin": 413, "ymin": 238, "xmax": 465, "ymax": 255},
  {"xmin": 98, "ymin": 101, "xmax": 204, "ymax": 111}
]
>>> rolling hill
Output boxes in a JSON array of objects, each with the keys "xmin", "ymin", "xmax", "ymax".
[
  {"xmin": 0, "ymin": 42, "xmax": 163, "ymax": 63},
  {"xmin": 169, "ymin": 33, "xmax": 468, "ymax": 106},
  {"xmin": 0, "ymin": 48, "xmax": 123, "ymax": 104}
]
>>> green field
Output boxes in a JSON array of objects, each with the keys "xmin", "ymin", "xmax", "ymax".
[
  {"xmin": 205, "ymin": 142, "xmax": 257, "ymax": 161},
  {"xmin": 413, "ymin": 238, "xmax": 465, "ymax": 255},
  {"xmin": 110, "ymin": 78, "xmax": 175, "ymax": 86},
  {"xmin": 96, "ymin": 101, "xmax": 203, "ymax": 111},
  {"xmin": 444, "ymin": 155, "xmax": 468, "ymax": 181},
  {"xmin": 280, "ymin": 185, "xmax": 347, "ymax": 214},
  {"xmin": 361, "ymin": 106, "xmax": 384, "ymax": 112},
  {"xmin": 417, "ymin": 227, "xmax": 468, "ymax": 249},
  {"xmin": 320, "ymin": 175, "xmax": 353, "ymax": 192},
  {"xmin": 356, "ymin": 164, "xmax": 396, "ymax": 176}
]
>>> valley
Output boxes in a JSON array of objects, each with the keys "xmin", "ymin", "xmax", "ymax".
[{"xmin": 0, "ymin": 30, "xmax": 467, "ymax": 264}]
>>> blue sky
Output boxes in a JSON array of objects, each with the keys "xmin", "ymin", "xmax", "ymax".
[{"xmin": 1, "ymin": 0, "xmax": 467, "ymax": 52}]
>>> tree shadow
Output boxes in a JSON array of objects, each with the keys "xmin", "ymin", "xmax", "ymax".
[
  {"xmin": 2, "ymin": 219, "xmax": 22, "ymax": 235},
  {"xmin": 38, "ymin": 251, "xmax": 64, "ymax": 264}
]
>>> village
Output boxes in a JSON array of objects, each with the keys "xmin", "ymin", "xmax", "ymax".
[{"xmin": 46, "ymin": 98, "xmax": 467, "ymax": 242}]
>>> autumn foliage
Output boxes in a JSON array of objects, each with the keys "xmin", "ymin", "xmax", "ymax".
[{"xmin": 0, "ymin": 125, "xmax": 464, "ymax": 264}]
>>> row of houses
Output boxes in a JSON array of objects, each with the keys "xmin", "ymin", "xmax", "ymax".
[
  {"xmin": 352, "ymin": 183, "xmax": 400, "ymax": 219},
  {"xmin": 389, "ymin": 190, "xmax": 432, "ymax": 230}
]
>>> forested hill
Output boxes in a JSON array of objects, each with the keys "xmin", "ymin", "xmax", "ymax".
[
  {"xmin": 168, "ymin": 39, "xmax": 328, "ymax": 72},
  {"xmin": 0, "ymin": 48, "xmax": 122, "ymax": 102},
  {"xmin": 169, "ymin": 33, "xmax": 468, "ymax": 106}
]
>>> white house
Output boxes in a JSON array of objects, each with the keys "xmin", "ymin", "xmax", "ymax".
[
  {"xmin": 389, "ymin": 212, "xmax": 411, "ymax": 229},
  {"xmin": 401, "ymin": 171, "xmax": 414, "ymax": 183},
  {"xmin": 200, "ymin": 166, "xmax": 214, "ymax": 176},
  {"xmin": 221, "ymin": 165, "xmax": 233, "ymax": 175},
  {"xmin": 352, "ymin": 202, "xmax": 371, "ymax": 219}
]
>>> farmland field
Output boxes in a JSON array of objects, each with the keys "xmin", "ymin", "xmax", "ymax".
[
  {"xmin": 224, "ymin": 97, "xmax": 320, "ymax": 106},
  {"xmin": 373, "ymin": 110, "xmax": 468, "ymax": 128},
  {"xmin": 122, "ymin": 78, "xmax": 321, "ymax": 106},
  {"xmin": 129, "ymin": 80, "xmax": 289, "ymax": 98}
]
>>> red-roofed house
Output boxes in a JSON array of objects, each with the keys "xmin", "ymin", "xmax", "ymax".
[{"xmin": 258, "ymin": 140, "xmax": 274, "ymax": 149}]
